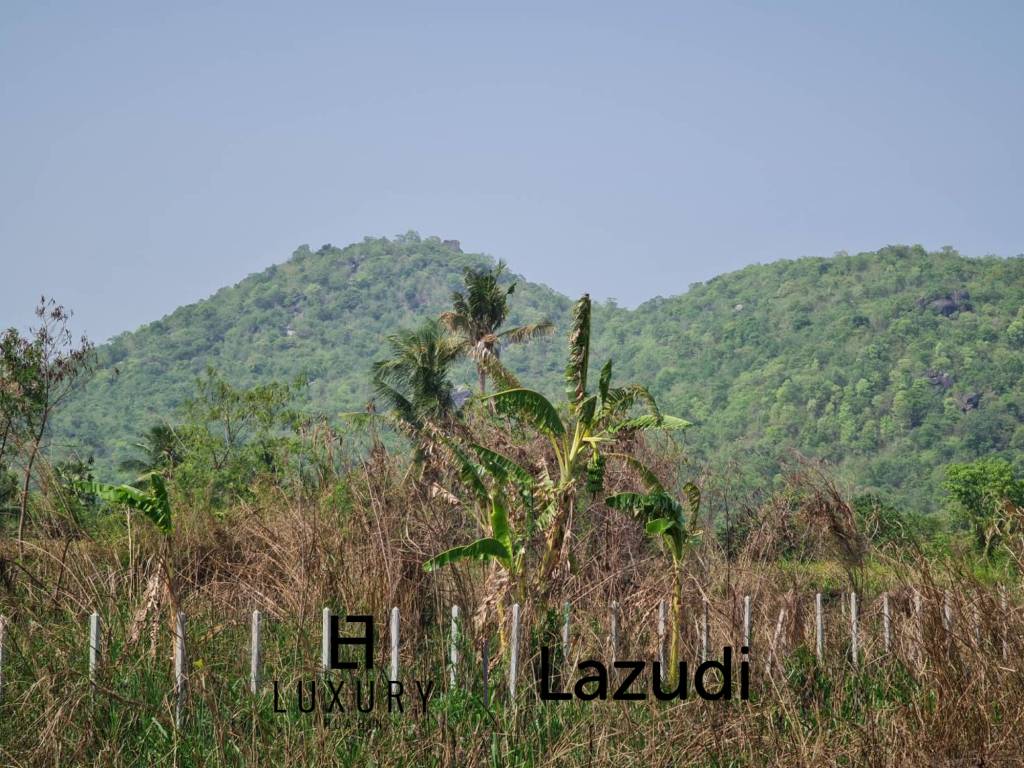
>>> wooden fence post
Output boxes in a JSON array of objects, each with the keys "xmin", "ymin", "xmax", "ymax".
[
  {"xmin": 849, "ymin": 593, "xmax": 859, "ymax": 669},
  {"xmin": 390, "ymin": 607, "xmax": 400, "ymax": 683},
  {"xmin": 815, "ymin": 593, "xmax": 824, "ymax": 661},
  {"xmin": 508, "ymin": 603, "xmax": 521, "ymax": 700},
  {"xmin": 250, "ymin": 610, "xmax": 261, "ymax": 694},
  {"xmin": 882, "ymin": 593, "xmax": 891, "ymax": 655},
  {"xmin": 89, "ymin": 612, "xmax": 100, "ymax": 683},
  {"xmin": 321, "ymin": 607, "xmax": 331, "ymax": 675},
  {"xmin": 449, "ymin": 605, "xmax": 459, "ymax": 689},
  {"xmin": 174, "ymin": 611, "xmax": 187, "ymax": 729}
]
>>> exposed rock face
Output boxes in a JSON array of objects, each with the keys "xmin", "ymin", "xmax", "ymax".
[
  {"xmin": 923, "ymin": 370, "xmax": 953, "ymax": 389},
  {"xmin": 919, "ymin": 289, "xmax": 973, "ymax": 316},
  {"xmin": 954, "ymin": 391, "xmax": 982, "ymax": 412}
]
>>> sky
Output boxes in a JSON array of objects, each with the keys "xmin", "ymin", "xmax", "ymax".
[{"xmin": 2, "ymin": 1, "xmax": 1022, "ymax": 342}]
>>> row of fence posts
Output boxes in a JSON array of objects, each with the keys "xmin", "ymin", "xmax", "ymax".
[{"xmin": 0, "ymin": 589, "xmax": 1012, "ymax": 723}]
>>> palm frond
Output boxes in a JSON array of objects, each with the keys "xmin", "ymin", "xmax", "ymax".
[
  {"xmin": 498, "ymin": 321, "xmax": 555, "ymax": 344},
  {"xmin": 478, "ymin": 353, "xmax": 522, "ymax": 390}
]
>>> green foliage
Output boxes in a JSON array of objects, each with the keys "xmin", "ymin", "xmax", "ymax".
[
  {"xmin": 52, "ymin": 237, "xmax": 1024, "ymax": 512},
  {"xmin": 851, "ymin": 493, "xmax": 932, "ymax": 546},
  {"xmin": 1007, "ymin": 306, "xmax": 1024, "ymax": 348},
  {"xmin": 371, "ymin": 318, "xmax": 464, "ymax": 427},
  {"xmin": 426, "ymin": 294, "xmax": 685, "ymax": 595},
  {"xmin": 82, "ymin": 472, "xmax": 173, "ymax": 534},
  {"xmin": 944, "ymin": 457, "xmax": 1024, "ymax": 554},
  {"xmin": 422, "ymin": 441, "xmax": 534, "ymax": 584},
  {"xmin": 440, "ymin": 260, "xmax": 554, "ymax": 392},
  {"xmin": 159, "ymin": 368, "xmax": 307, "ymax": 507},
  {"xmin": 119, "ymin": 424, "xmax": 182, "ymax": 475},
  {"xmin": 606, "ymin": 479, "xmax": 702, "ymax": 564},
  {"xmin": 0, "ymin": 462, "xmax": 17, "ymax": 515}
]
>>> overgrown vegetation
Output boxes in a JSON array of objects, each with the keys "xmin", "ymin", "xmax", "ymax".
[{"xmin": 3, "ymin": 251, "xmax": 1024, "ymax": 765}]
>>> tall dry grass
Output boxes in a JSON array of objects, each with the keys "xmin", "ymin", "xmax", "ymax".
[{"xmin": 1, "ymin": 445, "xmax": 1023, "ymax": 767}]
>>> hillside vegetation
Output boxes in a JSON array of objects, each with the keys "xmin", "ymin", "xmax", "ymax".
[{"xmin": 55, "ymin": 233, "xmax": 1024, "ymax": 512}]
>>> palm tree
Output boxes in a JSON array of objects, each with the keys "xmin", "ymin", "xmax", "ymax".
[
  {"xmin": 371, "ymin": 319, "xmax": 465, "ymax": 430},
  {"xmin": 119, "ymin": 423, "xmax": 182, "ymax": 475},
  {"xmin": 440, "ymin": 261, "xmax": 554, "ymax": 394}
]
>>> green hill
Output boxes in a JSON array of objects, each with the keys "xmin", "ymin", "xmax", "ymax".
[{"xmin": 55, "ymin": 234, "xmax": 1024, "ymax": 512}]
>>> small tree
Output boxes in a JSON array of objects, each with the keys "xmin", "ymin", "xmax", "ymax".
[
  {"xmin": 944, "ymin": 457, "xmax": 1024, "ymax": 555},
  {"xmin": 0, "ymin": 298, "xmax": 92, "ymax": 547}
]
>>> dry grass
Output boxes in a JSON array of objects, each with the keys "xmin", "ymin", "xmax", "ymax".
[{"xmin": 1, "ymin": 449, "xmax": 1023, "ymax": 767}]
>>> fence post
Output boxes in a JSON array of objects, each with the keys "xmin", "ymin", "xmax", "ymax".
[
  {"xmin": 768, "ymin": 608, "xmax": 786, "ymax": 673},
  {"xmin": 562, "ymin": 602, "xmax": 571, "ymax": 669},
  {"xmin": 449, "ymin": 605, "xmax": 459, "ymax": 689},
  {"xmin": 174, "ymin": 611, "xmax": 187, "ymax": 729},
  {"xmin": 250, "ymin": 610, "xmax": 261, "ymax": 694},
  {"xmin": 610, "ymin": 601, "xmax": 619, "ymax": 666},
  {"xmin": 701, "ymin": 599, "xmax": 709, "ymax": 663},
  {"xmin": 850, "ymin": 593, "xmax": 859, "ymax": 669},
  {"xmin": 971, "ymin": 602, "xmax": 981, "ymax": 648},
  {"xmin": 390, "ymin": 607, "xmax": 400, "ymax": 683},
  {"xmin": 657, "ymin": 599, "xmax": 667, "ymax": 679},
  {"xmin": 913, "ymin": 589, "xmax": 924, "ymax": 668},
  {"xmin": 482, "ymin": 638, "xmax": 490, "ymax": 709},
  {"xmin": 882, "ymin": 593, "xmax": 891, "ymax": 655},
  {"xmin": 508, "ymin": 603, "xmax": 521, "ymax": 700},
  {"xmin": 815, "ymin": 593, "xmax": 824, "ymax": 661},
  {"xmin": 942, "ymin": 592, "xmax": 954, "ymax": 656},
  {"xmin": 321, "ymin": 607, "xmax": 331, "ymax": 675},
  {"xmin": 0, "ymin": 615, "xmax": 6, "ymax": 704},
  {"xmin": 742, "ymin": 595, "xmax": 752, "ymax": 653},
  {"xmin": 1001, "ymin": 591, "xmax": 1010, "ymax": 661},
  {"xmin": 89, "ymin": 612, "xmax": 100, "ymax": 683}
]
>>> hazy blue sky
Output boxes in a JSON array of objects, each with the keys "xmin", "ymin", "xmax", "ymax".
[{"xmin": 2, "ymin": 1, "xmax": 1022, "ymax": 341}]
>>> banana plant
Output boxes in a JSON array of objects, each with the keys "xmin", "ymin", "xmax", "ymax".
[
  {"xmin": 606, "ymin": 463, "xmax": 702, "ymax": 680},
  {"xmin": 422, "ymin": 441, "xmax": 546, "ymax": 651},
  {"xmin": 423, "ymin": 442, "xmax": 537, "ymax": 587},
  {"xmin": 84, "ymin": 472, "xmax": 173, "ymax": 535},
  {"xmin": 486, "ymin": 294, "xmax": 690, "ymax": 590},
  {"xmin": 79, "ymin": 473, "xmax": 182, "ymax": 634}
]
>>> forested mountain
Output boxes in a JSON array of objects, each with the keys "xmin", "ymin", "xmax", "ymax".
[{"xmin": 54, "ymin": 233, "xmax": 1024, "ymax": 512}]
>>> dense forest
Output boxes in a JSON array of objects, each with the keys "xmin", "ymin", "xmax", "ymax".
[{"xmin": 52, "ymin": 232, "xmax": 1024, "ymax": 513}]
